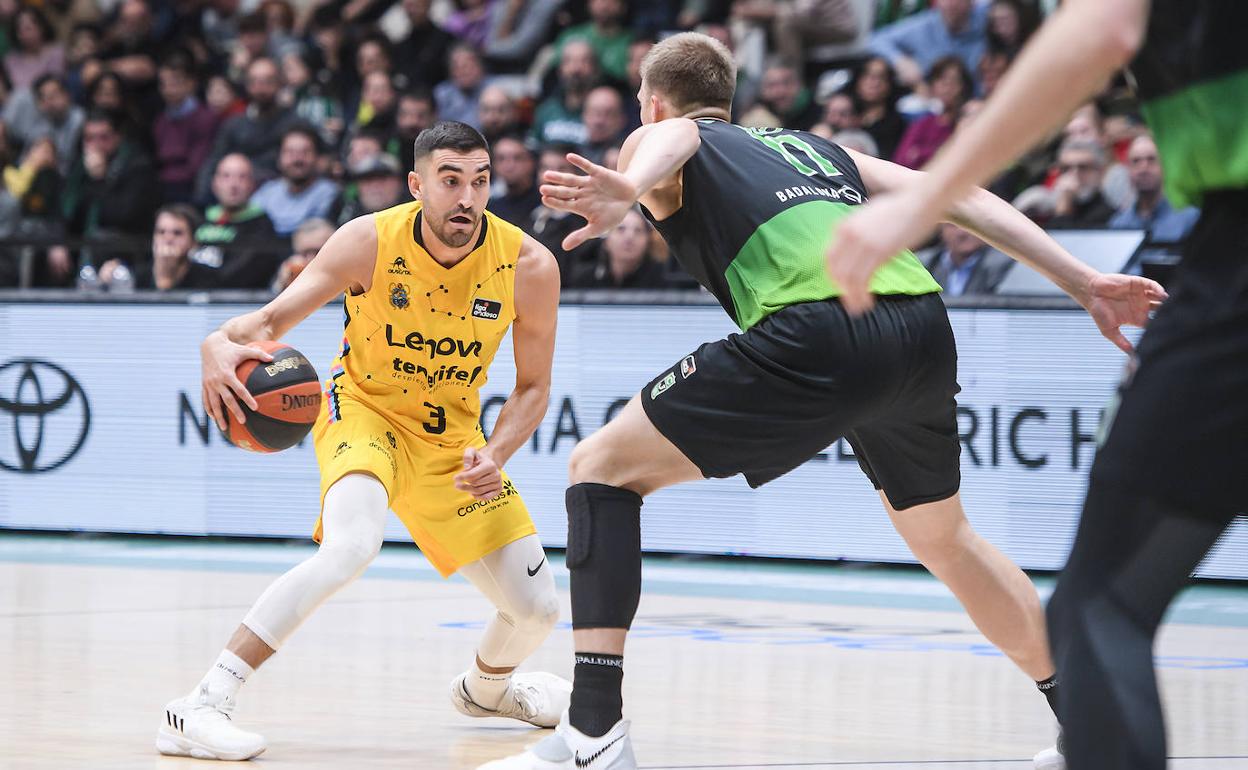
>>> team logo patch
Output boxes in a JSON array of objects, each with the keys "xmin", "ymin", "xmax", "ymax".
[
  {"xmin": 386, "ymin": 431, "xmax": 397, "ymax": 449},
  {"xmin": 650, "ymin": 372, "xmax": 676, "ymax": 400},
  {"xmin": 680, "ymin": 355, "xmax": 696, "ymax": 379},
  {"xmin": 388, "ymin": 256, "xmax": 411, "ymax": 275},
  {"xmin": 472, "ymin": 298, "xmax": 502, "ymax": 320},
  {"xmin": 390, "ymin": 282, "xmax": 411, "ymax": 309}
]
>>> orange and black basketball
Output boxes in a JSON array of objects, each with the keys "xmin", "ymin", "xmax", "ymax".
[{"xmin": 221, "ymin": 341, "xmax": 321, "ymax": 453}]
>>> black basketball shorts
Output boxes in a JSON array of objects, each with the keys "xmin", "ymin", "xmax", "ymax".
[
  {"xmin": 1090, "ymin": 189, "xmax": 1248, "ymax": 516},
  {"xmin": 640, "ymin": 293, "xmax": 961, "ymax": 510}
]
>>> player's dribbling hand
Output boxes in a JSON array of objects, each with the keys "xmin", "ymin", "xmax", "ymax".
[
  {"xmin": 1080, "ymin": 272, "xmax": 1168, "ymax": 354},
  {"xmin": 201, "ymin": 332, "xmax": 274, "ymax": 431},
  {"xmin": 826, "ymin": 190, "xmax": 941, "ymax": 315},
  {"xmin": 540, "ymin": 153, "xmax": 637, "ymax": 251},
  {"xmin": 455, "ymin": 446, "xmax": 503, "ymax": 501}
]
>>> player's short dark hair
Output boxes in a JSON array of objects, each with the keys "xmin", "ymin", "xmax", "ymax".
[
  {"xmin": 412, "ymin": 121, "xmax": 489, "ymax": 168},
  {"xmin": 281, "ymin": 123, "xmax": 323, "ymax": 153},
  {"xmin": 640, "ymin": 32, "xmax": 736, "ymax": 113}
]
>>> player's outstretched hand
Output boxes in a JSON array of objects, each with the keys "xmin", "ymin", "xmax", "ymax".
[
  {"xmin": 1082, "ymin": 272, "xmax": 1168, "ymax": 354},
  {"xmin": 540, "ymin": 153, "xmax": 638, "ymax": 251},
  {"xmin": 200, "ymin": 332, "xmax": 273, "ymax": 431},
  {"xmin": 826, "ymin": 190, "xmax": 941, "ymax": 315},
  {"xmin": 455, "ymin": 446, "xmax": 503, "ymax": 502}
]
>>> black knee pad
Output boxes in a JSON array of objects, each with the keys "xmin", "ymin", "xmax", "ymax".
[{"xmin": 566, "ymin": 483, "xmax": 643, "ymax": 629}]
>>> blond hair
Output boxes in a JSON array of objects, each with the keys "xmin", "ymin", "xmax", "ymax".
[{"xmin": 639, "ymin": 32, "xmax": 736, "ymax": 114}]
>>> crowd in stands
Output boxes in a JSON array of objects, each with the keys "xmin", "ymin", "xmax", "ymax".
[{"xmin": 0, "ymin": 0, "xmax": 1201, "ymax": 294}]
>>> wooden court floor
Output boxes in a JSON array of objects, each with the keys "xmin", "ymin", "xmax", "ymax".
[{"xmin": 1, "ymin": 534, "xmax": 1246, "ymax": 770}]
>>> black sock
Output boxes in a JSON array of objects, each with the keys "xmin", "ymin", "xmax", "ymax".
[
  {"xmin": 1037, "ymin": 674, "xmax": 1060, "ymax": 720},
  {"xmin": 569, "ymin": 653, "xmax": 624, "ymax": 738}
]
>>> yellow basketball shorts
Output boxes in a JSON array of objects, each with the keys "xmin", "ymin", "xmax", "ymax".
[{"xmin": 310, "ymin": 393, "xmax": 535, "ymax": 577}]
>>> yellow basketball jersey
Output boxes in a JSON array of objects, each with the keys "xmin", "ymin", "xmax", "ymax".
[{"xmin": 323, "ymin": 201, "xmax": 523, "ymax": 448}]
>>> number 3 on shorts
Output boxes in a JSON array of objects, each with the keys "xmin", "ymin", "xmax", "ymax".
[{"xmin": 422, "ymin": 402, "xmax": 446, "ymax": 434}]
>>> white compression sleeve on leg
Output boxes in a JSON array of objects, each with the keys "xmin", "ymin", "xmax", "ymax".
[
  {"xmin": 459, "ymin": 533, "xmax": 560, "ymax": 670},
  {"xmin": 241, "ymin": 473, "xmax": 387, "ymax": 649}
]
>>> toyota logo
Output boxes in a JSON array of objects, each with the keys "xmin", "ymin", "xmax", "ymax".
[{"xmin": 0, "ymin": 359, "xmax": 91, "ymax": 473}]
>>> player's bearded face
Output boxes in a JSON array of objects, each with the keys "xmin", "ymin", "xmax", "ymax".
[{"xmin": 416, "ymin": 149, "xmax": 492, "ymax": 248}]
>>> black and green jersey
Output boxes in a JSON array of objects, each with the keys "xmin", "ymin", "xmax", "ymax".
[
  {"xmin": 642, "ymin": 120, "xmax": 940, "ymax": 330},
  {"xmin": 1131, "ymin": 1, "xmax": 1248, "ymax": 208}
]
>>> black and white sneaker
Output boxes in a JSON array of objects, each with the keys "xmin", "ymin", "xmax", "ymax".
[{"xmin": 476, "ymin": 712, "xmax": 635, "ymax": 769}]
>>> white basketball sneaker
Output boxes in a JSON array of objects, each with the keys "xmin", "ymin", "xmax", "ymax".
[
  {"xmin": 156, "ymin": 684, "xmax": 267, "ymax": 761},
  {"xmin": 450, "ymin": 671, "xmax": 572, "ymax": 728},
  {"xmin": 477, "ymin": 712, "xmax": 636, "ymax": 769},
  {"xmin": 1033, "ymin": 735, "xmax": 1065, "ymax": 769}
]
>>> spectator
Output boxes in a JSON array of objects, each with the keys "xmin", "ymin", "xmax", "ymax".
[
  {"xmin": 97, "ymin": 0, "xmax": 160, "ymax": 107},
  {"xmin": 810, "ymin": 91, "xmax": 859, "ymax": 139},
  {"xmin": 154, "ymin": 54, "xmax": 219, "ymax": 203},
  {"xmin": 921, "ymin": 223, "xmax": 1012, "ymax": 296},
  {"xmin": 580, "ymin": 86, "xmax": 627, "ymax": 164},
  {"xmin": 0, "ymin": 127, "xmax": 61, "ymax": 231},
  {"xmin": 569, "ymin": 207, "xmax": 667, "ymax": 289},
  {"xmin": 554, "ymin": 0, "xmax": 633, "ymax": 83},
  {"xmin": 483, "ymin": 0, "xmax": 563, "ymax": 73},
  {"xmin": 1062, "ymin": 101, "xmax": 1132, "ymax": 209},
  {"xmin": 251, "ymin": 124, "xmax": 339, "ymax": 237},
  {"xmin": 348, "ymin": 33, "xmax": 397, "ymax": 121},
  {"xmin": 335, "ymin": 152, "xmax": 406, "ymax": 223},
  {"xmin": 3, "ymin": 74, "xmax": 84, "ymax": 173},
  {"xmin": 445, "ymin": 0, "xmax": 493, "ymax": 49},
  {"xmin": 742, "ymin": 59, "xmax": 821, "ymax": 130},
  {"xmin": 231, "ymin": 13, "xmax": 270, "ymax": 83},
  {"xmin": 1109, "ymin": 134, "xmax": 1200, "ymax": 243},
  {"xmin": 893, "ymin": 55, "xmax": 973, "ymax": 169},
  {"xmin": 976, "ymin": 45, "xmax": 1011, "ymax": 99},
  {"xmin": 259, "ymin": 0, "xmax": 298, "ymax": 59},
  {"xmin": 306, "ymin": 5, "xmax": 349, "ymax": 100},
  {"xmin": 61, "ymin": 109, "xmax": 159, "ymax": 257},
  {"xmin": 730, "ymin": 0, "xmax": 858, "ymax": 69},
  {"xmin": 84, "ymin": 70, "xmax": 142, "ymax": 136},
  {"xmin": 62, "ymin": 21, "xmax": 101, "ymax": 102},
  {"xmin": 394, "ymin": 0, "xmax": 453, "ymax": 90},
  {"xmin": 193, "ymin": 153, "xmax": 283, "ymax": 289},
  {"xmin": 280, "ymin": 47, "xmax": 345, "ymax": 148},
  {"xmin": 205, "ymin": 72, "xmax": 247, "ymax": 123},
  {"xmin": 4, "ymin": 7, "xmax": 64, "ymax": 90},
  {"xmin": 528, "ymin": 142, "xmax": 596, "ymax": 281},
  {"xmin": 396, "ymin": 90, "xmax": 436, "ymax": 172},
  {"xmin": 196, "ymin": 56, "xmax": 299, "ymax": 201},
  {"xmin": 986, "ymin": 0, "xmax": 1039, "ymax": 56},
  {"xmin": 477, "ymin": 85, "xmax": 518, "ymax": 145},
  {"xmin": 1049, "ymin": 138, "xmax": 1117, "ymax": 228},
  {"xmin": 850, "ymin": 56, "xmax": 907, "ymax": 160},
  {"xmin": 356, "ymin": 71, "xmax": 398, "ymax": 136},
  {"xmin": 434, "ymin": 44, "xmax": 489, "ymax": 128},
  {"xmin": 271, "ymin": 217, "xmax": 334, "ymax": 292},
  {"xmin": 126, "ymin": 204, "xmax": 217, "ymax": 290},
  {"xmin": 489, "ymin": 133, "xmax": 540, "ymax": 227},
  {"xmin": 869, "ymin": 0, "xmax": 988, "ymax": 87},
  {"xmin": 531, "ymin": 38, "xmax": 597, "ymax": 146}
]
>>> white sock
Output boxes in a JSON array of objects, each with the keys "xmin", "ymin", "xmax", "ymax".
[
  {"xmin": 465, "ymin": 658, "xmax": 512, "ymax": 710},
  {"xmin": 197, "ymin": 650, "xmax": 255, "ymax": 702}
]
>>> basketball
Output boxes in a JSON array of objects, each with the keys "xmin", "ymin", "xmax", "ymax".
[{"xmin": 220, "ymin": 341, "xmax": 321, "ymax": 453}]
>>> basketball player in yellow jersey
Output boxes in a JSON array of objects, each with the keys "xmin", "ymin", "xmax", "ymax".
[{"xmin": 157, "ymin": 122, "xmax": 567, "ymax": 762}]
